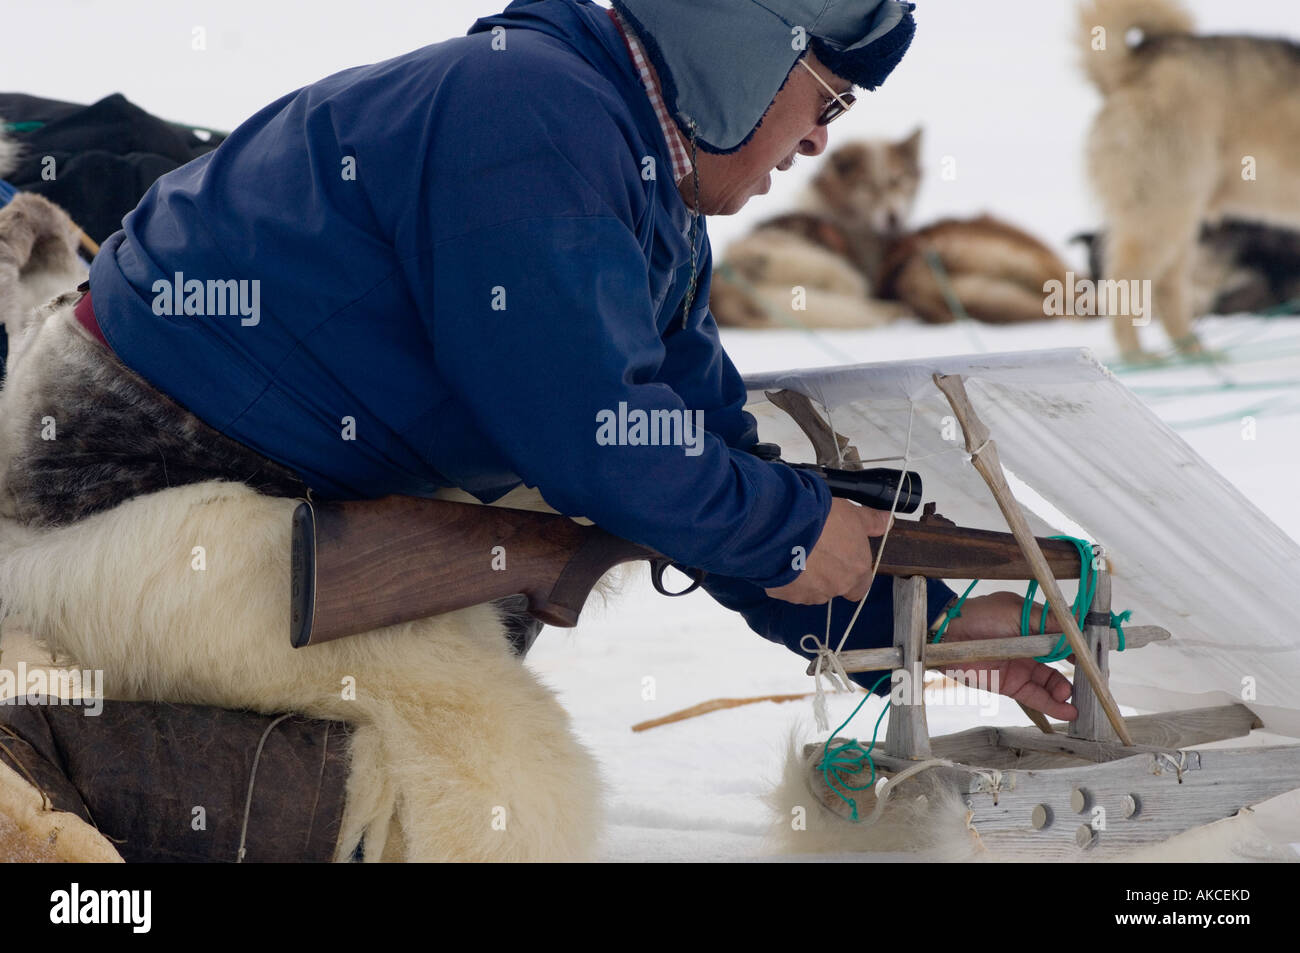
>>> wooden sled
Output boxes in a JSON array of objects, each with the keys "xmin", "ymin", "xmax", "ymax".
[
  {"xmin": 801, "ymin": 573, "xmax": 1300, "ymax": 858},
  {"xmin": 774, "ymin": 377, "xmax": 1300, "ymax": 858}
]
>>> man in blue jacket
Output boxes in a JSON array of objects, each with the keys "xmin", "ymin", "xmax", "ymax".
[{"xmin": 40, "ymin": 0, "xmax": 1075, "ymax": 720}]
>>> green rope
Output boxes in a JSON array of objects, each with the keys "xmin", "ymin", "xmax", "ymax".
[
  {"xmin": 817, "ymin": 672, "xmax": 891, "ymax": 822},
  {"xmin": 1130, "ymin": 378, "xmax": 1300, "ymax": 400},
  {"xmin": 923, "ymin": 248, "xmax": 987, "ymax": 354},
  {"xmin": 931, "ymin": 579, "xmax": 978, "ymax": 643},
  {"xmin": 1110, "ymin": 315, "xmax": 1300, "ymax": 376},
  {"xmin": 1, "ymin": 121, "xmax": 43, "ymax": 133},
  {"xmin": 816, "ymin": 536, "xmax": 1132, "ymax": 822},
  {"xmin": 930, "ymin": 535, "xmax": 1132, "ymax": 661},
  {"xmin": 1164, "ymin": 395, "xmax": 1300, "ymax": 431}
]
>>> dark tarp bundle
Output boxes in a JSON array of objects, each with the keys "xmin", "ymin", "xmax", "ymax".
[
  {"xmin": 0, "ymin": 91, "xmax": 226, "ymax": 245},
  {"xmin": 0, "ymin": 91, "xmax": 225, "ymax": 380},
  {"xmin": 0, "ymin": 699, "xmax": 351, "ymax": 863}
]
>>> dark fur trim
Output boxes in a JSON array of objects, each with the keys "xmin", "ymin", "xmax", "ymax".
[
  {"xmin": 811, "ymin": 12, "xmax": 917, "ymax": 92},
  {"xmin": 4, "ymin": 301, "xmax": 309, "ymax": 528}
]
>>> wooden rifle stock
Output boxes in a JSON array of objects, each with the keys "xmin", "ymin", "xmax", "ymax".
[
  {"xmin": 290, "ymin": 497, "xmax": 656, "ymax": 647},
  {"xmin": 290, "ymin": 496, "xmax": 1085, "ymax": 648}
]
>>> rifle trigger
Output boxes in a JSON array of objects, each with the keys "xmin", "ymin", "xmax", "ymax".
[{"xmin": 650, "ymin": 559, "xmax": 706, "ymax": 597}]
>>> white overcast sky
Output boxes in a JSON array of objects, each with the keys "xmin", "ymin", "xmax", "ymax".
[{"xmin": 4, "ymin": 0, "xmax": 1297, "ymax": 259}]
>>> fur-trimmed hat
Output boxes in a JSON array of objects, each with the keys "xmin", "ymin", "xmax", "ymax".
[{"xmin": 610, "ymin": 0, "xmax": 917, "ymax": 154}]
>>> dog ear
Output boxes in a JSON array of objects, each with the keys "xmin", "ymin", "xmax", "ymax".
[{"xmin": 900, "ymin": 126, "xmax": 923, "ymax": 155}]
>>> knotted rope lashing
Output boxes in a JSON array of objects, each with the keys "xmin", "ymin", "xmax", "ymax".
[
  {"xmin": 800, "ymin": 632, "xmax": 854, "ymax": 731},
  {"xmin": 930, "ymin": 535, "xmax": 1133, "ymax": 661}
]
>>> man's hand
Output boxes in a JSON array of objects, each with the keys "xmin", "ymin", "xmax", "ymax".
[
  {"xmin": 940, "ymin": 591, "xmax": 1077, "ymax": 721},
  {"xmin": 764, "ymin": 498, "xmax": 892, "ymax": 604}
]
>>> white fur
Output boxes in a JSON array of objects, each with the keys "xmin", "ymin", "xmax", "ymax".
[
  {"xmin": 764, "ymin": 727, "xmax": 988, "ymax": 861},
  {"xmin": 0, "ymin": 480, "xmax": 606, "ymax": 861},
  {"xmin": 718, "ymin": 230, "xmax": 910, "ymax": 329},
  {"xmin": 0, "ymin": 194, "xmax": 88, "ymax": 349}
]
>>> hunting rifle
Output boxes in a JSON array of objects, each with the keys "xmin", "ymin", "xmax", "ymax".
[{"xmin": 289, "ymin": 446, "xmax": 1081, "ymax": 648}]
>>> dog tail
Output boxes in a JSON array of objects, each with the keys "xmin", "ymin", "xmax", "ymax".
[{"xmin": 1078, "ymin": 0, "xmax": 1194, "ymax": 94}]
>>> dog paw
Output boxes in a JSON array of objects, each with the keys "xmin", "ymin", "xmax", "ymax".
[
  {"xmin": 1173, "ymin": 336, "xmax": 1226, "ymax": 363},
  {"xmin": 1118, "ymin": 348, "xmax": 1165, "ymax": 366}
]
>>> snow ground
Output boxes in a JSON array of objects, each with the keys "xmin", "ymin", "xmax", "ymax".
[{"xmin": 6, "ymin": 0, "xmax": 1299, "ymax": 861}]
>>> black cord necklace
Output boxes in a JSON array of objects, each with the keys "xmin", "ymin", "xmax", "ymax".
[{"xmin": 681, "ymin": 120, "xmax": 701, "ymax": 330}]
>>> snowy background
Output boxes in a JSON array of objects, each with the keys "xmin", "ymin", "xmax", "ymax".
[{"xmin": 7, "ymin": 0, "xmax": 1299, "ymax": 860}]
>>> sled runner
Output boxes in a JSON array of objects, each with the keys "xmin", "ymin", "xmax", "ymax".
[{"xmin": 740, "ymin": 349, "xmax": 1300, "ymax": 858}]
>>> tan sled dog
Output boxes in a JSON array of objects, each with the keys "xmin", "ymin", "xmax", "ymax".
[
  {"xmin": 878, "ymin": 215, "xmax": 1076, "ymax": 326},
  {"xmin": 709, "ymin": 131, "xmax": 922, "ymax": 329},
  {"xmin": 1080, "ymin": 0, "xmax": 1300, "ymax": 359}
]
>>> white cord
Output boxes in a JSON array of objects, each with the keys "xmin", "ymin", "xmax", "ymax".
[
  {"xmin": 804, "ymin": 401, "xmax": 918, "ymax": 730},
  {"xmin": 800, "ymin": 631, "xmax": 855, "ymax": 732},
  {"xmin": 832, "ymin": 401, "xmax": 917, "ymax": 656},
  {"xmin": 853, "ymin": 757, "xmax": 956, "ymax": 829}
]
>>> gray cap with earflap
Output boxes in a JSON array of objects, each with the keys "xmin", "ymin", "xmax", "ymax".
[{"xmin": 610, "ymin": 0, "xmax": 917, "ymax": 154}]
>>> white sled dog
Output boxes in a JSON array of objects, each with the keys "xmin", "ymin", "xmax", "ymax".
[
  {"xmin": 1080, "ymin": 0, "xmax": 1300, "ymax": 359},
  {"xmin": 0, "ymin": 193, "xmax": 604, "ymax": 861}
]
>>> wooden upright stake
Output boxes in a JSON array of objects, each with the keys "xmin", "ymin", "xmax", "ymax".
[
  {"xmin": 932, "ymin": 373, "xmax": 1134, "ymax": 747},
  {"xmin": 1070, "ymin": 556, "xmax": 1115, "ymax": 741},
  {"xmin": 884, "ymin": 576, "xmax": 932, "ymax": 759}
]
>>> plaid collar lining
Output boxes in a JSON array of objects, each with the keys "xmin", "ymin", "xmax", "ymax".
[{"xmin": 608, "ymin": 7, "xmax": 693, "ymax": 185}]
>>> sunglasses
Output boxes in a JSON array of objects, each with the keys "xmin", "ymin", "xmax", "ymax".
[{"xmin": 797, "ymin": 58, "xmax": 856, "ymax": 126}]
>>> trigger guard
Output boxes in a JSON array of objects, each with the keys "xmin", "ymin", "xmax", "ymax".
[{"xmin": 650, "ymin": 559, "xmax": 706, "ymax": 597}]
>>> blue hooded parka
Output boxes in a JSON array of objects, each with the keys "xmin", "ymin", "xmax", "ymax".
[{"xmin": 87, "ymin": 0, "xmax": 955, "ymax": 690}]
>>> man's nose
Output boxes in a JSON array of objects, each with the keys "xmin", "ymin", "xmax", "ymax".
[{"xmin": 800, "ymin": 124, "xmax": 831, "ymax": 158}]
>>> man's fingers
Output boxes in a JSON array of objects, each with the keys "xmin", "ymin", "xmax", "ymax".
[
  {"xmin": 764, "ymin": 584, "xmax": 824, "ymax": 605},
  {"xmin": 846, "ymin": 579, "xmax": 872, "ymax": 602},
  {"xmin": 864, "ymin": 508, "xmax": 894, "ymax": 536},
  {"xmin": 1014, "ymin": 682, "xmax": 1077, "ymax": 722},
  {"xmin": 1010, "ymin": 664, "xmax": 1077, "ymax": 721}
]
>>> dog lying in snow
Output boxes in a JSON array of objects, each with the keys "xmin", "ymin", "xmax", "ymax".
[
  {"xmin": 708, "ymin": 133, "xmax": 1077, "ymax": 330},
  {"xmin": 708, "ymin": 132, "xmax": 923, "ymax": 329},
  {"xmin": 0, "ymin": 193, "xmax": 605, "ymax": 862}
]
